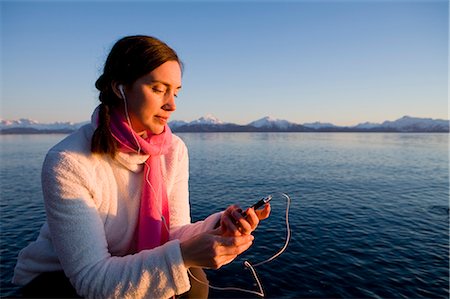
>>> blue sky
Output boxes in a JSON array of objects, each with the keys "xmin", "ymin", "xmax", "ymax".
[{"xmin": 1, "ymin": 0, "xmax": 448, "ymax": 126}]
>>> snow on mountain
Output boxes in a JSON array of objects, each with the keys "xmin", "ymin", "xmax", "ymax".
[
  {"xmin": 1, "ymin": 115, "xmax": 448, "ymax": 133},
  {"xmin": 353, "ymin": 121, "xmax": 380, "ymax": 129},
  {"xmin": 1, "ymin": 119, "xmax": 40, "ymax": 128},
  {"xmin": 380, "ymin": 116, "xmax": 449, "ymax": 131},
  {"xmin": 303, "ymin": 121, "xmax": 336, "ymax": 129},
  {"xmin": 189, "ymin": 114, "xmax": 224, "ymax": 125},
  {"xmin": 0, "ymin": 118, "xmax": 87, "ymax": 130},
  {"xmin": 352, "ymin": 116, "xmax": 449, "ymax": 131},
  {"xmin": 247, "ymin": 116, "xmax": 294, "ymax": 129},
  {"xmin": 169, "ymin": 114, "xmax": 225, "ymax": 129}
]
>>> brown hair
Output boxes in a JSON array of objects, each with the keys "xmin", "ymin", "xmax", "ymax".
[{"xmin": 91, "ymin": 35, "xmax": 182, "ymax": 157}]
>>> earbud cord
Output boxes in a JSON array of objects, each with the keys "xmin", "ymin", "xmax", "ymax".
[
  {"xmin": 252, "ymin": 193, "xmax": 291, "ymax": 267},
  {"xmin": 188, "ymin": 193, "xmax": 292, "ymax": 297},
  {"xmin": 122, "ymin": 92, "xmax": 142, "ymax": 155}
]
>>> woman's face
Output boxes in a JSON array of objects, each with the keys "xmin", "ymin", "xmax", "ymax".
[{"xmin": 124, "ymin": 60, "xmax": 182, "ymax": 135}]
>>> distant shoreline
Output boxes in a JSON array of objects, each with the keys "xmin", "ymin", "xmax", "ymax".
[
  {"xmin": 2, "ymin": 115, "xmax": 448, "ymax": 134},
  {"xmin": 1, "ymin": 128, "xmax": 448, "ymax": 135}
]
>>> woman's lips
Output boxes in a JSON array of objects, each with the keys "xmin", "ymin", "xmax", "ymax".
[{"xmin": 155, "ymin": 115, "xmax": 169, "ymax": 124}]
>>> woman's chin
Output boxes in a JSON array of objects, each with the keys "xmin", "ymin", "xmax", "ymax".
[{"xmin": 148, "ymin": 125, "xmax": 165, "ymax": 135}]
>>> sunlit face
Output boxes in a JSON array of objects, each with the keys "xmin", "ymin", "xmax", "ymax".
[{"xmin": 122, "ymin": 60, "xmax": 182, "ymax": 135}]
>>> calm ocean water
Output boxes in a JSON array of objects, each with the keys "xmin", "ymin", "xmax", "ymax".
[{"xmin": 1, "ymin": 133, "xmax": 448, "ymax": 298}]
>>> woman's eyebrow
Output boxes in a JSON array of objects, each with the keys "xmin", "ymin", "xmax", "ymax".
[{"xmin": 151, "ymin": 80, "xmax": 182, "ymax": 89}]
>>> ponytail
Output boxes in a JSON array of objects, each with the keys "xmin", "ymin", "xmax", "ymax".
[
  {"xmin": 91, "ymin": 73, "xmax": 118, "ymax": 157},
  {"xmin": 91, "ymin": 103, "xmax": 117, "ymax": 157}
]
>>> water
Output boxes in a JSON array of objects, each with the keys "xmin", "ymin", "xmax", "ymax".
[{"xmin": 1, "ymin": 133, "xmax": 448, "ymax": 298}]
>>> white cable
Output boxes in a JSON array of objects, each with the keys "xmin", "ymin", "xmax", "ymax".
[
  {"xmin": 144, "ymin": 161, "xmax": 170, "ymax": 234},
  {"xmin": 187, "ymin": 192, "xmax": 292, "ymax": 298},
  {"xmin": 122, "ymin": 92, "xmax": 141, "ymax": 155},
  {"xmin": 188, "ymin": 265, "xmax": 265, "ymax": 297},
  {"xmin": 251, "ymin": 193, "xmax": 291, "ymax": 267}
]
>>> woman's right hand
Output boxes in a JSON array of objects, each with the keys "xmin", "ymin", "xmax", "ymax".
[{"xmin": 180, "ymin": 228, "xmax": 254, "ymax": 269}]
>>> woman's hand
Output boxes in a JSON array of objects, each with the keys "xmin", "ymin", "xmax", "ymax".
[
  {"xmin": 220, "ymin": 204, "xmax": 271, "ymax": 236},
  {"xmin": 180, "ymin": 203, "xmax": 270, "ymax": 269},
  {"xmin": 180, "ymin": 229, "xmax": 254, "ymax": 269}
]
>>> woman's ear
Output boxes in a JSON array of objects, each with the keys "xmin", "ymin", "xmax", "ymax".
[{"xmin": 111, "ymin": 82, "xmax": 125, "ymax": 100}]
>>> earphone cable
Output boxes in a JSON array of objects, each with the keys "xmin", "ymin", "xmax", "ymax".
[
  {"xmin": 187, "ymin": 192, "xmax": 292, "ymax": 298},
  {"xmin": 122, "ymin": 90, "xmax": 142, "ymax": 155}
]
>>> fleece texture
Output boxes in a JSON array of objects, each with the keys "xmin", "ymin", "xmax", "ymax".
[{"xmin": 13, "ymin": 123, "xmax": 221, "ymax": 299}]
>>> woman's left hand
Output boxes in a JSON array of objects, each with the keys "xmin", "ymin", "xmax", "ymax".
[{"xmin": 220, "ymin": 204, "xmax": 271, "ymax": 236}]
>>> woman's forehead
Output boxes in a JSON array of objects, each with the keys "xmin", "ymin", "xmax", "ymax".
[{"xmin": 143, "ymin": 61, "xmax": 182, "ymax": 87}]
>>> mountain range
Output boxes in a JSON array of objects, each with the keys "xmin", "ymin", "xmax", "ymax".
[
  {"xmin": 0, "ymin": 115, "xmax": 448, "ymax": 134},
  {"xmin": 170, "ymin": 115, "xmax": 449, "ymax": 132},
  {"xmin": 0, "ymin": 119, "xmax": 89, "ymax": 134}
]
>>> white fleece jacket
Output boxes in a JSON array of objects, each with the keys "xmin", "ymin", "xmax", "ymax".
[{"xmin": 13, "ymin": 122, "xmax": 221, "ymax": 299}]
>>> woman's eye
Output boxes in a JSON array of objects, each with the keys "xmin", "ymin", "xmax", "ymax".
[{"xmin": 152, "ymin": 87, "xmax": 165, "ymax": 94}]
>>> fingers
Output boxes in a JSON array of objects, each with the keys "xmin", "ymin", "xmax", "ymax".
[
  {"xmin": 184, "ymin": 202, "xmax": 271, "ymax": 270},
  {"xmin": 180, "ymin": 232, "xmax": 254, "ymax": 269},
  {"xmin": 222, "ymin": 207, "xmax": 253, "ymax": 235},
  {"xmin": 220, "ymin": 205, "xmax": 244, "ymax": 236},
  {"xmin": 212, "ymin": 234, "xmax": 254, "ymax": 268},
  {"xmin": 241, "ymin": 203, "xmax": 271, "ymax": 232},
  {"xmin": 240, "ymin": 208, "xmax": 259, "ymax": 233},
  {"xmin": 232, "ymin": 209, "xmax": 254, "ymax": 235},
  {"xmin": 220, "ymin": 203, "xmax": 271, "ymax": 237},
  {"xmin": 255, "ymin": 203, "xmax": 271, "ymax": 220}
]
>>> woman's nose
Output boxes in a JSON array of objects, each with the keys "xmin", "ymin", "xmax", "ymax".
[{"xmin": 162, "ymin": 92, "xmax": 176, "ymax": 111}]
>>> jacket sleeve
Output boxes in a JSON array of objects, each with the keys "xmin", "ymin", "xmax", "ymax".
[{"xmin": 41, "ymin": 150, "xmax": 190, "ymax": 299}]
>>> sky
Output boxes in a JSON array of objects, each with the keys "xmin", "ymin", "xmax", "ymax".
[{"xmin": 1, "ymin": 0, "xmax": 448, "ymax": 126}]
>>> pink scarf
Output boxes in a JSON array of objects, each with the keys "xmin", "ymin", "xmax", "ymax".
[{"xmin": 109, "ymin": 108, "xmax": 172, "ymax": 251}]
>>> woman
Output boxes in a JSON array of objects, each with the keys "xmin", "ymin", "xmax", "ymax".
[{"xmin": 12, "ymin": 35, "xmax": 270, "ymax": 298}]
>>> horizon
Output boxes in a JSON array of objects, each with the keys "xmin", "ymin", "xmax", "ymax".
[
  {"xmin": 1, "ymin": 114, "xmax": 448, "ymax": 128},
  {"xmin": 2, "ymin": 0, "xmax": 448, "ymax": 126}
]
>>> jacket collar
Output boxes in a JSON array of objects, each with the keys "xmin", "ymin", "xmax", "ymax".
[{"xmin": 115, "ymin": 151, "xmax": 149, "ymax": 173}]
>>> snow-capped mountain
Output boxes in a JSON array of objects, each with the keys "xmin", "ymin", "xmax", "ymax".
[
  {"xmin": 1, "ymin": 119, "xmax": 40, "ymax": 128},
  {"xmin": 168, "ymin": 114, "xmax": 226, "ymax": 130},
  {"xmin": 1, "ymin": 115, "xmax": 448, "ymax": 133},
  {"xmin": 247, "ymin": 116, "xmax": 294, "ymax": 130},
  {"xmin": 303, "ymin": 121, "xmax": 337, "ymax": 129},
  {"xmin": 353, "ymin": 122, "xmax": 380, "ymax": 130},
  {"xmin": 168, "ymin": 115, "xmax": 244, "ymax": 132},
  {"xmin": 379, "ymin": 116, "xmax": 449, "ymax": 131},
  {"xmin": 189, "ymin": 114, "xmax": 225, "ymax": 126},
  {"xmin": 0, "ymin": 118, "xmax": 87, "ymax": 133},
  {"xmin": 351, "ymin": 116, "xmax": 449, "ymax": 132}
]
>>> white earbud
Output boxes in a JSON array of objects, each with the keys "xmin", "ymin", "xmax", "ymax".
[{"xmin": 118, "ymin": 84, "xmax": 126, "ymax": 100}]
